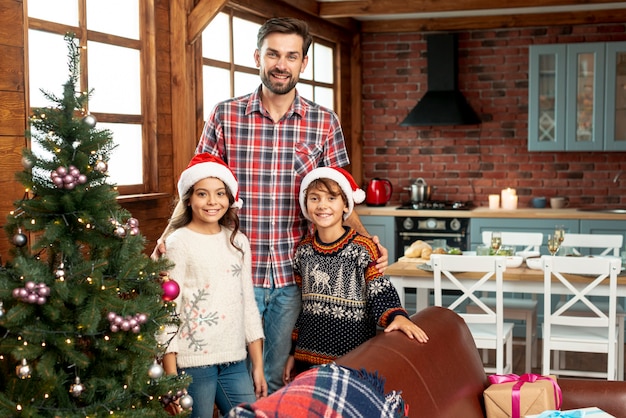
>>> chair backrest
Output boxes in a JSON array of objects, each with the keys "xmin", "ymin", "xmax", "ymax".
[
  {"xmin": 431, "ymin": 255, "xmax": 507, "ymax": 325},
  {"xmin": 543, "ymin": 255, "xmax": 620, "ymax": 328},
  {"xmin": 559, "ymin": 233, "xmax": 623, "ymax": 256},
  {"xmin": 481, "ymin": 231, "xmax": 543, "ymax": 252}
]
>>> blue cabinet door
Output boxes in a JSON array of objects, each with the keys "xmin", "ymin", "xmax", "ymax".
[{"xmin": 360, "ymin": 215, "xmax": 395, "ymax": 262}]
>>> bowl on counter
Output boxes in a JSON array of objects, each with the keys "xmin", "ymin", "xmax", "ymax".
[
  {"xmin": 505, "ymin": 255, "xmax": 524, "ymax": 268},
  {"xmin": 516, "ymin": 250, "xmax": 541, "ymax": 260},
  {"xmin": 526, "ymin": 257, "xmax": 543, "ymax": 270}
]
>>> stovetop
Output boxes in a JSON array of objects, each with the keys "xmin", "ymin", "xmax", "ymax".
[{"xmin": 397, "ymin": 200, "xmax": 474, "ymax": 210}]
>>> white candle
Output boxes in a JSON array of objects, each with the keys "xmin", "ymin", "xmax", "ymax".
[
  {"xmin": 501, "ymin": 188, "xmax": 516, "ymax": 205},
  {"xmin": 489, "ymin": 194, "xmax": 500, "ymax": 209},
  {"xmin": 502, "ymin": 194, "xmax": 518, "ymax": 210}
]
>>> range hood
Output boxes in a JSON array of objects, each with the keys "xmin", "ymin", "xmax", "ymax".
[{"xmin": 400, "ymin": 33, "xmax": 481, "ymax": 126}]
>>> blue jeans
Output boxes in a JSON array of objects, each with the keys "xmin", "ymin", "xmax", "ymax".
[
  {"xmin": 254, "ymin": 281, "xmax": 301, "ymax": 394},
  {"xmin": 181, "ymin": 360, "xmax": 255, "ymax": 418}
]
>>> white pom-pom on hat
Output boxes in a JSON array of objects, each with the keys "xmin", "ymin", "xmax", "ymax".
[
  {"xmin": 299, "ymin": 167, "xmax": 365, "ymax": 221},
  {"xmin": 177, "ymin": 153, "xmax": 243, "ymax": 208}
]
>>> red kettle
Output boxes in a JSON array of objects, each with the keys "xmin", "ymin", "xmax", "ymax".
[{"xmin": 365, "ymin": 178, "xmax": 393, "ymax": 206}]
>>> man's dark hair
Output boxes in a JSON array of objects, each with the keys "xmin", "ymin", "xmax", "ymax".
[{"xmin": 257, "ymin": 17, "xmax": 313, "ymax": 56}]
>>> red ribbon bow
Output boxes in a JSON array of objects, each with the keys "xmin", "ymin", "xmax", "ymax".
[{"xmin": 488, "ymin": 374, "xmax": 563, "ymax": 418}]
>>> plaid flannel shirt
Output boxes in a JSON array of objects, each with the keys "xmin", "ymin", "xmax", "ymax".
[{"xmin": 196, "ymin": 85, "xmax": 349, "ymax": 288}]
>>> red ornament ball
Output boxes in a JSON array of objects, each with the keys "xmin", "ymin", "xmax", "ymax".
[{"xmin": 161, "ymin": 279, "xmax": 180, "ymax": 301}]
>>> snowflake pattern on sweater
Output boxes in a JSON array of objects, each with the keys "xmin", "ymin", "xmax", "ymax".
[{"xmin": 292, "ymin": 227, "xmax": 408, "ymax": 366}]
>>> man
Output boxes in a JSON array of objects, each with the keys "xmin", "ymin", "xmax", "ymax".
[{"xmin": 158, "ymin": 17, "xmax": 387, "ymax": 393}]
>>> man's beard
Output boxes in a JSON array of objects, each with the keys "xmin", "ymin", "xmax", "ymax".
[{"xmin": 260, "ymin": 70, "xmax": 299, "ymax": 95}]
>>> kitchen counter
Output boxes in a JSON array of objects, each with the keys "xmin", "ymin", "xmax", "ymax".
[{"xmin": 355, "ymin": 205, "xmax": 626, "ymax": 220}]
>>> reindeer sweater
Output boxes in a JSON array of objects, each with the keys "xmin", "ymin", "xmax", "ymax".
[{"xmin": 291, "ymin": 227, "xmax": 409, "ymax": 366}]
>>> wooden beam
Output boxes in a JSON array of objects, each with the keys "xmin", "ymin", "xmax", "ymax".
[
  {"xmin": 187, "ymin": 0, "xmax": 228, "ymax": 44},
  {"xmin": 350, "ymin": 32, "xmax": 363, "ymax": 186},
  {"xmin": 360, "ymin": 8, "xmax": 626, "ymax": 33},
  {"xmin": 170, "ymin": 0, "xmax": 197, "ymax": 188},
  {"xmin": 319, "ymin": 0, "xmax": 626, "ymax": 17}
]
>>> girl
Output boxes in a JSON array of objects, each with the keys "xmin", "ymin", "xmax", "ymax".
[
  {"xmin": 161, "ymin": 153, "xmax": 266, "ymax": 417},
  {"xmin": 283, "ymin": 167, "xmax": 428, "ymax": 381}
]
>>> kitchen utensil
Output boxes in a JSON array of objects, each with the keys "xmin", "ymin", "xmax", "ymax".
[
  {"xmin": 531, "ymin": 197, "xmax": 547, "ymax": 208},
  {"xmin": 365, "ymin": 178, "xmax": 393, "ymax": 206},
  {"xmin": 404, "ymin": 177, "xmax": 432, "ymax": 202},
  {"xmin": 550, "ymin": 197, "xmax": 568, "ymax": 209}
]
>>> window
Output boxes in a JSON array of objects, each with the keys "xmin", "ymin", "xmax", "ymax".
[
  {"xmin": 27, "ymin": 0, "xmax": 154, "ymax": 194},
  {"xmin": 201, "ymin": 10, "xmax": 337, "ymax": 120}
]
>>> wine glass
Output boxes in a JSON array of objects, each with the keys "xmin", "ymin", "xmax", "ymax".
[
  {"xmin": 547, "ymin": 234, "xmax": 560, "ymax": 256},
  {"xmin": 491, "ymin": 232, "xmax": 502, "ymax": 255},
  {"xmin": 554, "ymin": 225, "xmax": 565, "ymax": 245}
]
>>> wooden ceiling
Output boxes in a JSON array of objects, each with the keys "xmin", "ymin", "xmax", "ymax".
[{"xmin": 305, "ymin": 0, "xmax": 626, "ymax": 32}]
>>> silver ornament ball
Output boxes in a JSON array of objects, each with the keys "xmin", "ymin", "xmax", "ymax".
[
  {"xmin": 179, "ymin": 394, "xmax": 194, "ymax": 409},
  {"xmin": 82, "ymin": 114, "xmax": 97, "ymax": 128},
  {"xmin": 148, "ymin": 361, "xmax": 164, "ymax": 379},
  {"xmin": 12, "ymin": 233, "xmax": 27, "ymax": 247},
  {"xmin": 21, "ymin": 156, "xmax": 34, "ymax": 170},
  {"xmin": 70, "ymin": 377, "xmax": 85, "ymax": 397}
]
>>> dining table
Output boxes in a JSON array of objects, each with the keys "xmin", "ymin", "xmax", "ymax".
[{"xmin": 386, "ymin": 257, "xmax": 626, "ymax": 312}]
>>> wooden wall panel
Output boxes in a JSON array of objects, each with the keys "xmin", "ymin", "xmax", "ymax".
[{"xmin": 0, "ymin": 0, "xmax": 25, "ymax": 262}]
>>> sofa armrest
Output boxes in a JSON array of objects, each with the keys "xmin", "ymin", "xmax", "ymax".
[{"xmin": 558, "ymin": 378, "xmax": 626, "ymax": 416}]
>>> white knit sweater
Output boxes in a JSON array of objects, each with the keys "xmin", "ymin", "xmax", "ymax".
[{"xmin": 163, "ymin": 227, "xmax": 264, "ymax": 368}]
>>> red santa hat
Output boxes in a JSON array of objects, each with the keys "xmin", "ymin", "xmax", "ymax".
[
  {"xmin": 177, "ymin": 153, "xmax": 243, "ymax": 208},
  {"xmin": 299, "ymin": 167, "xmax": 365, "ymax": 221}
]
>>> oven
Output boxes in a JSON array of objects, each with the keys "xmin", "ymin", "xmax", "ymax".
[{"xmin": 395, "ymin": 201, "xmax": 471, "ymax": 257}]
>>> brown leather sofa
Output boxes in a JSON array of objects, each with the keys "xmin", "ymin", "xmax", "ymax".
[{"xmin": 336, "ymin": 306, "xmax": 626, "ymax": 417}]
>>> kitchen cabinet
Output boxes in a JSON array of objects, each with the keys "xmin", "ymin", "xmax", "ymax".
[
  {"xmin": 605, "ymin": 42, "xmax": 626, "ymax": 151},
  {"xmin": 528, "ymin": 41, "xmax": 626, "ymax": 151},
  {"xmin": 359, "ymin": 215, "xmax": 396, "ymax": 263}
]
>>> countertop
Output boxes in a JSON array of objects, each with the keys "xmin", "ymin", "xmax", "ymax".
[{"xmin": 355, "ymin": 205, "xmax": 626, "ymax": 220}]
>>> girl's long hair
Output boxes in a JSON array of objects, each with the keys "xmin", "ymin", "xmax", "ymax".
[{"xmin": 167, "ymin": 180, "xmax": 242, "ymax": 253}]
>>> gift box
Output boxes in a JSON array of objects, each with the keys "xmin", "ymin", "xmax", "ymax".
[
  {"xmin": 484, "ymin": 374, "xmax": 562, "ymax": 418},
  {"xmin": 525, "ymin": 407, "xmax": 615, "ymax": 417}
]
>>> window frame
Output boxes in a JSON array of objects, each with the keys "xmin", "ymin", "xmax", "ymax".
[{"xmin": 25, "ymin": 0, "xmax": 157, "ymax": 196}]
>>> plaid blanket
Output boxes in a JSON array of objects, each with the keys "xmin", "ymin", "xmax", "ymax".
[{"xmin": 228, "ymin": 363, "xmax": 407, "ymax": 417}]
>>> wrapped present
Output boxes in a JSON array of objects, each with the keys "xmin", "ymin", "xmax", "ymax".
[
  {"xmin": 525, "ymin": 407, "xmax": 615, "ymax": 417},
  {"xmin": 484, "ymin": 374, "xmax": 562, "ymax": 418}
]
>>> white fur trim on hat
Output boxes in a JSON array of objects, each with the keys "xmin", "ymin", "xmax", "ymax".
[
  {"xmin": 177, "ymin": 153, "xmax": 243, "ymax": 208},
  {"xmin": 299, "ymin": 167, "xmax": 365, "ymax": 221}
]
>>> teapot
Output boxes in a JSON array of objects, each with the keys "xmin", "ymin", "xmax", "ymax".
[{"xmin": 366, "ymin": 178, "xmax": 393, "ymax": 206}]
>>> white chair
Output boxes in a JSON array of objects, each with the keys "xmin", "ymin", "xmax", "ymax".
[
  {"xmin": 542, "ymin": 255, "xmax": 621, "ymax": 380},
  {"xmin": 432, "ymin": 254, "xmax": 514, "ymax": 374},
  {"xmin": 471, "ymin": 231, "xmax": 543, "ymax": 373},
  {"xmin": 481, "ymin": 231, "xmax": 544, "ymax": 253},
  {"xmin": 560, "ymin": 233, "xmax": 623, "ymax": 256},
  {"xmin": 554, "ymin": 233, "xmax": 625, "ymax": 380}
]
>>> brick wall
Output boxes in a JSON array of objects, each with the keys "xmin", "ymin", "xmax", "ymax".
[{"xmin": 361, "ymin": 24, "xmax": 626, "ymax": 208}]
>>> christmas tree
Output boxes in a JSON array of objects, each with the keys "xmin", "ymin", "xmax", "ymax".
[{"xmin": 0, "ymin": 34, "xmax": 191, "ymax": 417}]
